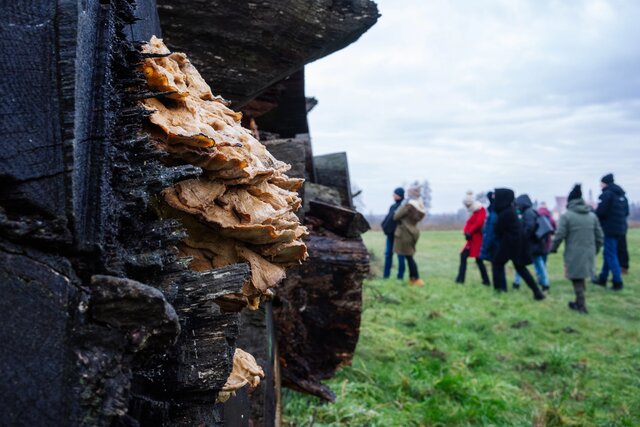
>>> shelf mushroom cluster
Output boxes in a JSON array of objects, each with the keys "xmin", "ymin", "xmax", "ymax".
[{"xmin": 140, "ymin": 37, "xmax": 308, "ymax": 311}]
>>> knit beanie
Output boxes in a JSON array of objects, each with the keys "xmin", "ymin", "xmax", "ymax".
[
  {"xmin": 394, "ymin": 187, "xmax": 405, "ymax": 199},
  {"xmin": 407, "ymin": 183, "xmax": 422, "ymax": 199},
  {"xmin": 462, "ymin": 191, "xmax": 474, "ymax": 208},
  {"xmin": 568, "ymin": 184, "xmax": 582, "ymax": 201},
  {"xmin": 601, "ymin": 173, "xmax": 614, "ymax": 185}
]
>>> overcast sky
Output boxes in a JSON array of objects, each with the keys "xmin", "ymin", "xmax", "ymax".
[{"xmin": 305, "ymin": 0, "xmax": 640, "ymax": 214}]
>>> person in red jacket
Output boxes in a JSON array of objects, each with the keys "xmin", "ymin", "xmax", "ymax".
[{"xmin": 456, "ymin": 191, "xmax": 491, "ymax": 285}]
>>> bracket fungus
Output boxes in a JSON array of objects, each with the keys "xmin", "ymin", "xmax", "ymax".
[{"xmin": 141, "ymin": 36, "xmax": 307, "ymax": 309}]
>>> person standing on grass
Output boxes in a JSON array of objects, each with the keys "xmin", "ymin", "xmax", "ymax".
[
  {"xmin": 381, "ymin": 187, "xmax": 406, "ymax": 279},
  {"xmin": 393, "ymin": 183, "xmax": 426, "ymax": 286},
  {"xmin": 593, "ymin": 173, "xmax": 629, "ymax": 290},
  {"xmin": 512, "ymin": 194, "xmax": 551, "ymax": 292},
  {"xmin": 537, "ymin": 201, "xmax": 557, "ymax": 265},
  {"xmin": 491, "ymin": 188, "xmax": 545, "ymax": 300},
  {"xmin": 479, "ymin": 191, "xmax": 498, "ymax": 286},
  {"xmin": 455, "ymin": 191, "xmax": 490, "ymax": 285},
  {"xmin": 551, "ymin": 185, "xmax": 604, "ymax": 314}
]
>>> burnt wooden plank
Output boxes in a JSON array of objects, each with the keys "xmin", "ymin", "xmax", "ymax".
[
  {"xmin": 308, "ymin": 200, "xmax": 370, "ymax": 238},
  {"xmin": 274, "ymin": 231, "xmax": 369, "ymax": 401},
  {"xmin": 314, "ymin": 152, "xmax": 354, "ymax": 208}
]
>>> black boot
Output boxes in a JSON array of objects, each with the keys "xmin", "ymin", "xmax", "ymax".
[
  {"xmin": 592, "ymin": 276, "xmax": 607, "ymax": 287},
  {"xmin": 612, "ymin": 282, "xmax": 624, "ymax": 291},
  {"xmin": 568, "ymin": 301, "xmax": 588, "ymax": 314}
]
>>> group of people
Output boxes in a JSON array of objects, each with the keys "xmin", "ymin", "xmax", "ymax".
[{"xmin": 381, "ymin": 173, "xmax": 631, "ymax": 314}]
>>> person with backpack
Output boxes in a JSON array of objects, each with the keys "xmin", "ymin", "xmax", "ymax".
[
  {"xmin": 537, "ymin": 201, "xmax": 557, "ymax": 265},
  {"xmin": 492, "ymin": 188, "xmax": 545, "ymax": 300},
  {"xmin": 381, "ymin": 187, "xmax": 406, "ymax": 279},
  {"xmin": 593, "ymin": 173, "xmax": 629, "ymax": 290},
  {"xmin": 551, "ymin": 185, "xmax": 604, "ymax": 313},
  {"xmin": 479, "ymin": 191, "xmax": 498, "ymax": 286},
  {"xmin": 394, "ymin": 184, "xmax": 426, "ymax": 286},
  {"xmin": 455, "ymin": 191, "xmax": 490, "ymax": 285},
  {"xmin": 512, "ymin": 194, "xmax": 551, "ymax": 292}
]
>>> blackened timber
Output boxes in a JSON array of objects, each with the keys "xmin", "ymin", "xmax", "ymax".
[
  {"xmin": 156, "ymin": 0, "xmax": 379, "ymax": 106},
  {"xmin": 314, "ymin": 152, "xmax": 354, "ymax": 208},
  {"xmin": 274, "ymin": 231, "xmax": 369, "ymax": 401},
  {"xmin": 308, "ymin": 200, "xmax": 370, "ymax": 238}
]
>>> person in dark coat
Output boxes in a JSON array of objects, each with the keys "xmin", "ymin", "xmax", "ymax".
[
  {"xmin": 551, "ymin": 185, "xmax": 604, "ymax": 313},
  {"xmin": 537, "ymin": 202, "xmax": 557, "ymax": 262},
  {"xmin": 381, "ymin": 187, "xmax": 406, "ymax": 279},
  {"xmin": 455, "ymin": 191, "xmax": 490, "ymax": 285},
  {"xmin": 512, "ymin": 194, "xmax": 550, "ymax": 292},
  {"xmin": 492, "ymin": 188, "xmax": 545, "ymax": 300},
  {"xmin": 593, "ymin": 173, "xmax": 629, "ymax": 290},
  {"xmin": 479, "ymin": 191, "xmax": 498, "ymax": 286}
]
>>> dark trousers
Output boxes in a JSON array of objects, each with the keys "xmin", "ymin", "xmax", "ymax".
[
  {"xmin": 456, "ymin": 248, "xmax": 490, "ymax": 284},
  {"xmin": 399, "ymin": 255, "xmax": 419, "ymax": 279},
  {"xmin": 618, "ymin": 234, "xmax": 629, "ymax": 270},
  {"xmin": 492, "ymin": 260, "xmax": 543, "ymax": 297},
  {"xmin": 572, "ymin": 279, "xmax": 586, "ymax": 310},
  {"xmin": 383, "ymin": 234, "xmax": 406, "ymax": 279}
]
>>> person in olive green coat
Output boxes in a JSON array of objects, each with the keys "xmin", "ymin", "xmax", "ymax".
[
  {"xmin": 394, "ymin": 183, "xmax": 426, "ymax": 286},
  {"xmin": 551, "ymin": 185, "xmax": 604, "ymax": 313}
]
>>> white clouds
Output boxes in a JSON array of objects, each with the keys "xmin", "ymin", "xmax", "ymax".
[{"xmin": 306, "ymin": 0, "xmax": 640, "ymax": 213}]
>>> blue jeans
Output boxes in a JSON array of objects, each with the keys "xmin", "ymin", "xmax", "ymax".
[
  {"xmin": 599, "ymin": 236, "xmax": 622, "ymax": 283},
  {"xmin": 514, "ymin": 255, "xmax": 549, "ymax": 286},
  {"xmin": 383, "ymin": 234, "xmax": 406, "ymax": 279}
]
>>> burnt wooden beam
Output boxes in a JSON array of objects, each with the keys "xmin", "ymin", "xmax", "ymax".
[
  {"xmin": 308, "ymin": 200, "xmax": 371, "ymax": 238},
  {"xmin": 156, "ymin": 0, "xmax": 379, "ymax": 106},
  {"xmin": 274, "ymin": 231, "xmax": 369, "ymax": 401},
  {"xmin": 314, "ymin": 152, "xmax": 354, "ymax": 208}
]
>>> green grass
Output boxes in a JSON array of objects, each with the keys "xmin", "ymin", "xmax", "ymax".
[{"xmin": 282, "ymin": 229, "xmax": 640, "ymax": 426}]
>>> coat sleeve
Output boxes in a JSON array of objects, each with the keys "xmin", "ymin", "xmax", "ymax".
[
  {"xmin": 594, "ymin": 215, "xmax": 604, "ymax": 254},
  {"xmin": 595, "ymin": 192, "xmax": 612, "ymax": 220},
  {"xmin": 550, "ymin": 214, "xmax": 568, "ymax": 253},
  {"xmin": 464, "ymin": 209, "xmax": 486, "ymax": 235},
  {"xmin": 393, "ymin": 204, "xmax": 408, "ymax": 221}
]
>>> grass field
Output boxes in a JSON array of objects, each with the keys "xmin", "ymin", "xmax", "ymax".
[{"xmin": 282, "ymin": 229, "xmax": 640, "ymax": 426}]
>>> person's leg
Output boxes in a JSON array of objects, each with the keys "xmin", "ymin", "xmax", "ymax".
[
  {"xmin": 571, "ymin": 279, "xmax": 587, "ymax": 312},
  {"xmin": 618, "ymin": 234, "xmax": 629, "ymax": 273},
  {"xmin": 456, "ymin": 248, "xmax": 470, "ymax": 283},
  {"xmin": 397, "ymin": 255, "xmax": 406, "ymax": 280},
  {"xmin": 492, "ymin": 261, "xmax": 507, "ymax": 292},
  {"xmin": 533, "ymin": 255, "xmax": 549, "ymax": 289},
  {"xmin": 598, "ymin": 237, "xmax": 614, "ymax": 283},
  {"xmin": 476, "ymin": 258, "xmax": 490, "ymax": 285},
  {"xmin": 407, "ymin": 256, "xmax": 424, "ymax": 286},
  {"xmin": 513, "ymin": 271, "xmax": 521, "ymax": 289},
  {"xmin": 514, "ymin": 263, "xmax": 545, "ymax": 300},
  {"xmin": 603, "ymin": 237, "xmax": 623, "ymax": 287},
  {"xmin": 407, "ymin": 255, "xmax": 419, "ymax": 279},
  {"xmin": 383, "ymin": 235, "xmax": 394, "ymax": 279}
]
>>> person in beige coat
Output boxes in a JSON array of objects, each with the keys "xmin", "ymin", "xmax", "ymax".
[
  {"xmin": 551, "ymin": 185, "xmax": 604, "ymax": 313},
  {"xmin": 393, "ymin": 184, "xmax": 426, "ymax": 286}
]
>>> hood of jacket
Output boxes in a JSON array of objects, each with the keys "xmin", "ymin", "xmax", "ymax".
[
  {"xmin": 515, "ymin": 194, "xmax": 533, "ymax": 211},
  {"xmin": 567, "ymin": 198, "xmax": 592, "ymax": 214},
  {"xmin": 494, "ymin": 188, "xmax": 515, "ymax": 212},
  {"xmin": 603, "ymin": 183, "xmax": 626, "ymax": 197}
]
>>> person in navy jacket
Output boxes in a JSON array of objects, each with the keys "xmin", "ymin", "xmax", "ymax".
[{"xmin": 381, "ymin": 187, "xmax": 406, "ymax": 279}]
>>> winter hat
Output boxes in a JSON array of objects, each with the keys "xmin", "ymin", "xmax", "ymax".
[
  {"xmin": 462, "ymin": 191, "xmax": 474, "ymax": 208},
  {"xmin": 394, "ymin": 187, "xmax": 405, "ymax": 199},
  {"xmin": 407, "ymin": 183, "xmax": 422, "ymax": 199},
  {"xmin": 568, "ymin": 184, "xmax": 582, "ymax": 201},
  {"xmin": 601, "ymin": 173, "xmax": 614, "ymax": 185}
]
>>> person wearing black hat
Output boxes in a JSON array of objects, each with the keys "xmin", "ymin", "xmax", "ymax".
[
  {"xmin": 491, "ymin": 188, "xmax": 545, "ymax": 300},
  {"xmin": 594, "ymin": 173, "xmax": 629, "ymax": 290},
  {"xmin": 381, "ymin": 187, "xmax": 406, "ymax": 279},
  {"xmin": 551, "ymin": 185, "xmax": 604, "ymax": 313}
]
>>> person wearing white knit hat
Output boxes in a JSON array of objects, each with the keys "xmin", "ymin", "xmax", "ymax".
[
  {"xmin": 393, "ymin": 182, "xmax": 426, "ymax": 286},
  {"xmin": 455, "ymin": 191, "xmax": 490, "ymax": 285}
]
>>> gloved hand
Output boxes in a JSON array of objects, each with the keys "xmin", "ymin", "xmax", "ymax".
[{"xmin": 464, "ymin": 233, "xmax": 471, "ymax": 241}]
